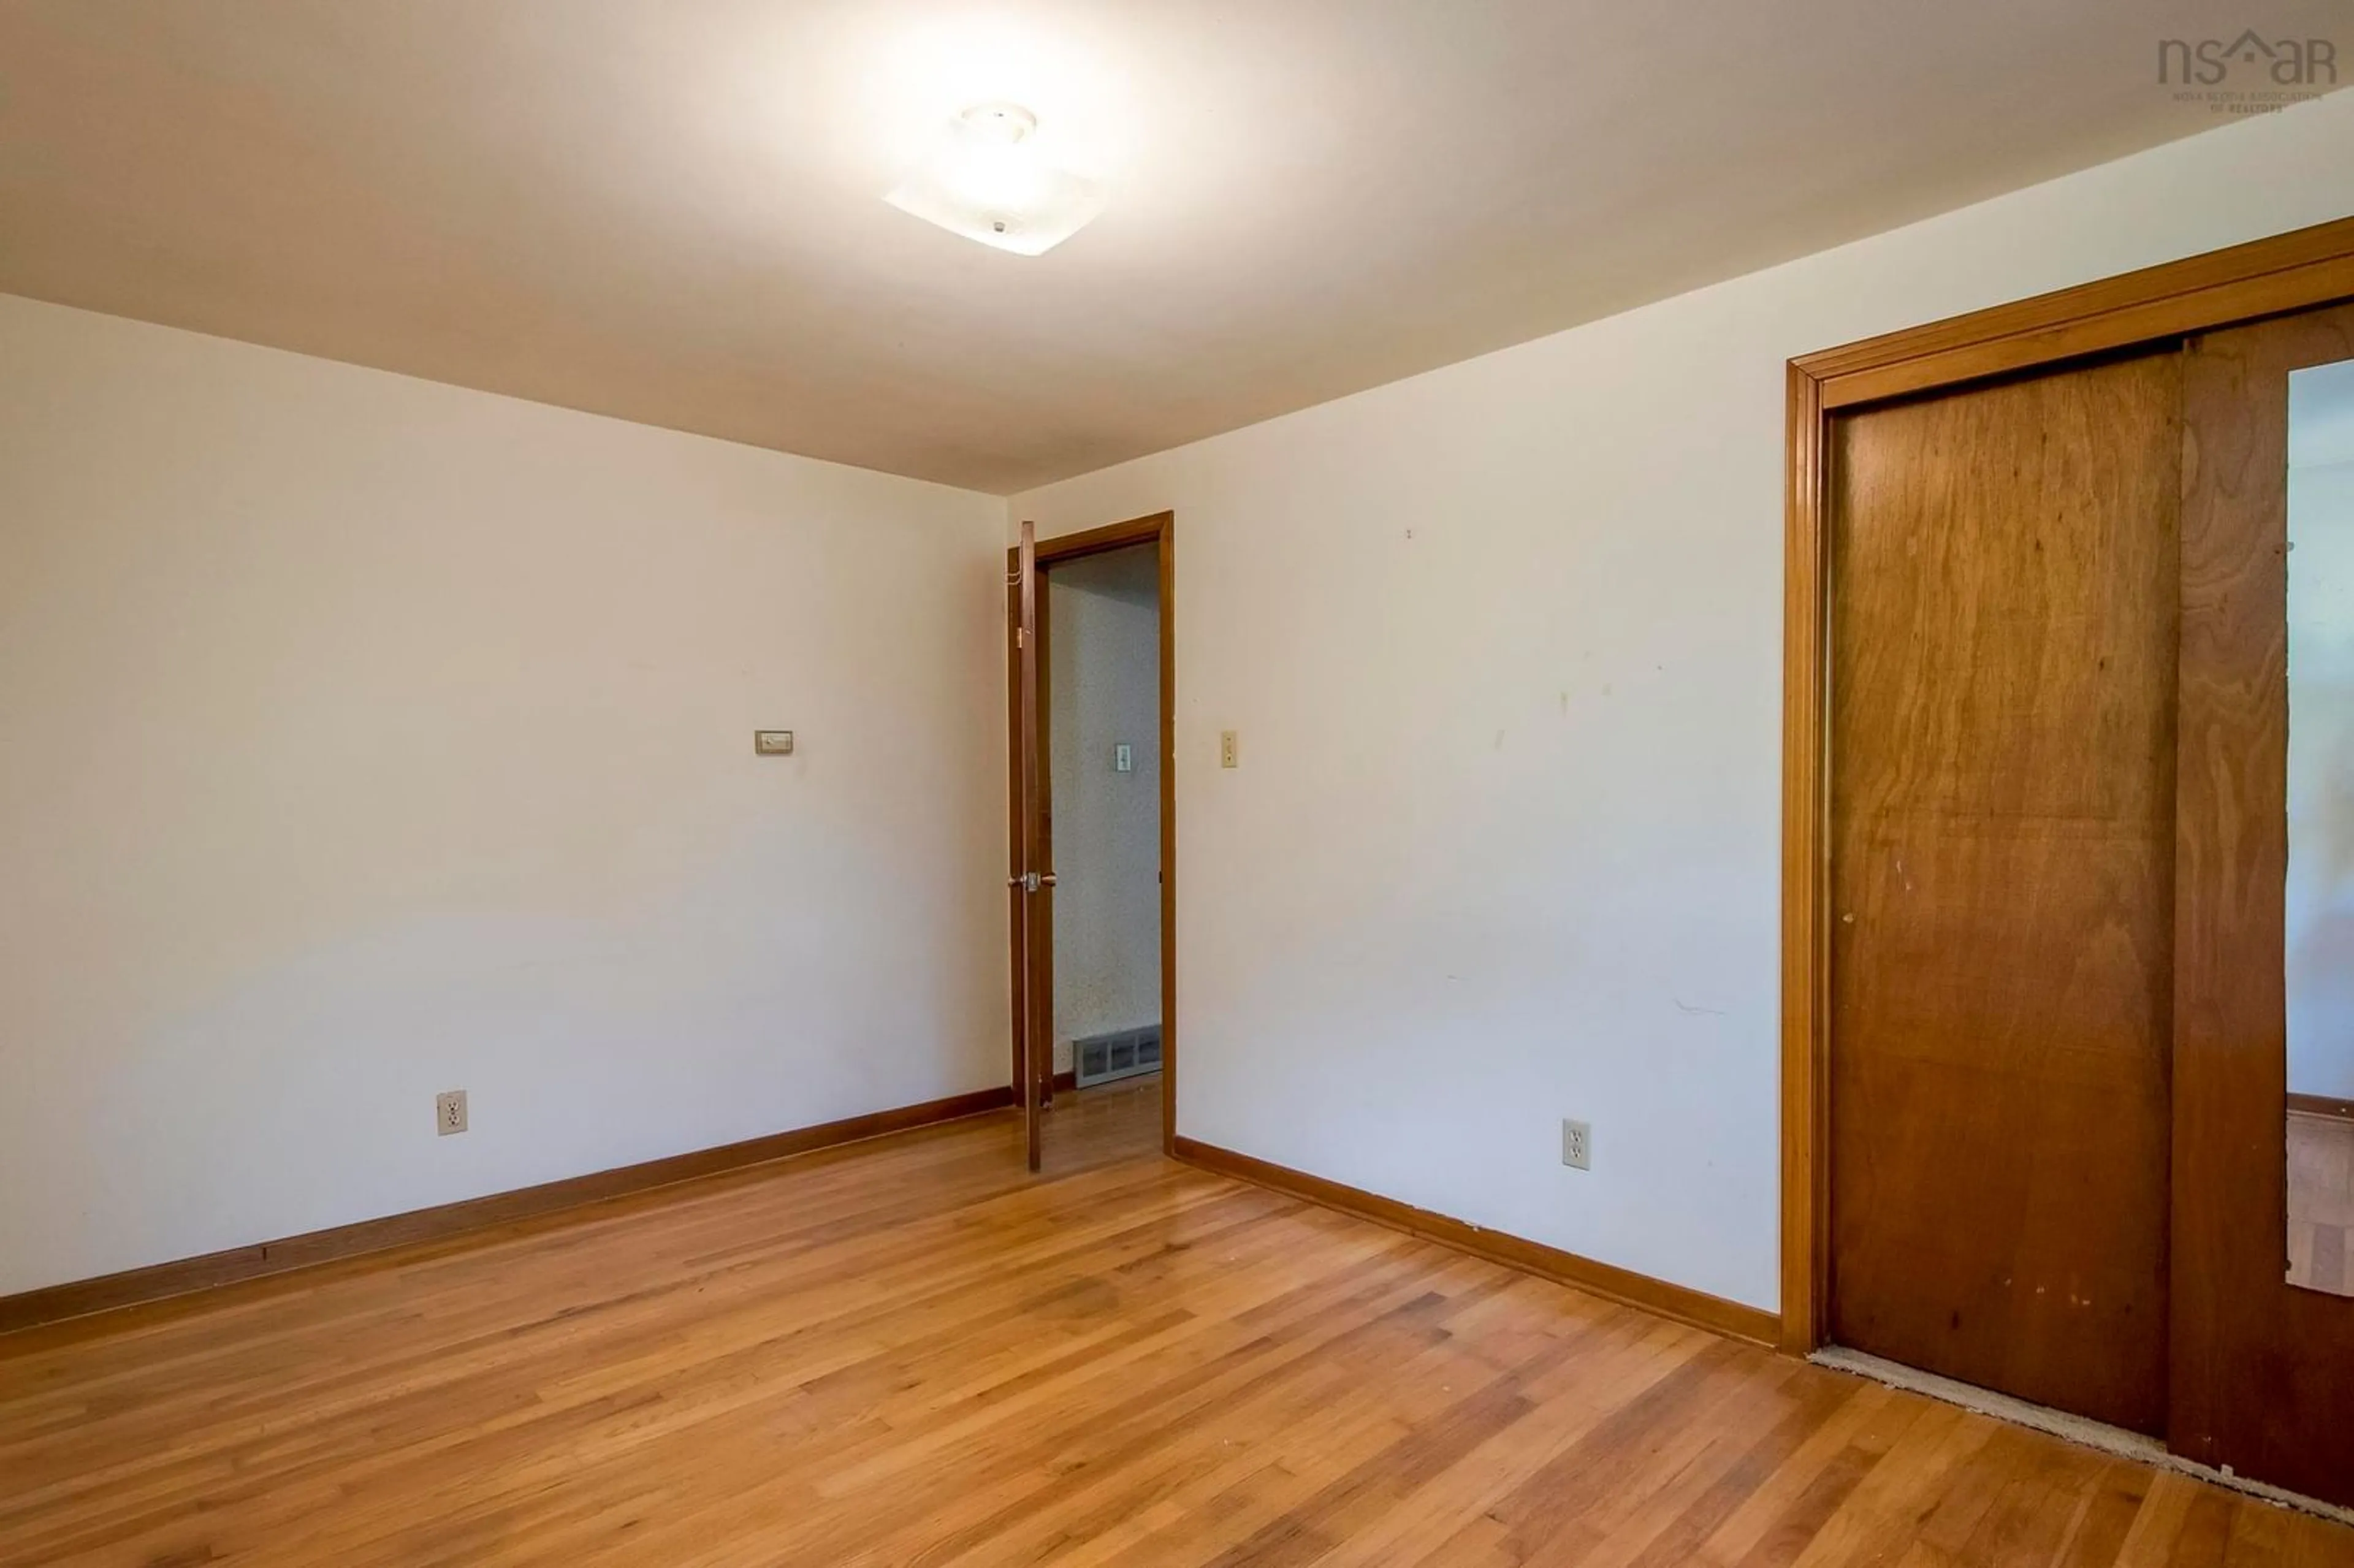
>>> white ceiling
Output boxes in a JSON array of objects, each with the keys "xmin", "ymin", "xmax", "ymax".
[{"xmin": 1, "ymin": 2, "xmax": 2339, "ymax": 493}]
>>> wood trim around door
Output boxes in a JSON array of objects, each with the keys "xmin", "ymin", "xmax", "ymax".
[
  {"xmin": 1780, "ymin": 215, "xmax": 2354, "ymax": 1358},
  {"xmin": 1778, "ymin": 360, "xmax": 1830, "ymax": 1356},
  {"xmin": 1006, "ymin": 512, "xmax": 1177, "ymax": 1155},
  {"xmin": 1796, "ymin": 215, "xmax": 2354, "ymax": 410}
]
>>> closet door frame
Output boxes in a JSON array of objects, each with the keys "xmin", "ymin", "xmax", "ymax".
[{"xmin": 1781, "ymin": 214, "xmax": 2354, "ymax": 1358}]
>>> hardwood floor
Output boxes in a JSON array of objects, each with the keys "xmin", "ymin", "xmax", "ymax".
[
  {"xmin": 2, "ymin": 1078, "xmax": 2348, "ymax": 1566},
  {"xmin": 2288, "ymin": 1109, "xmax": 2354, "ymax": 1296}
]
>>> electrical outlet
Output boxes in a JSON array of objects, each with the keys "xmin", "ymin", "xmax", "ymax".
[
  {"xmin": 436, "ymin": 1089, "xmax": 468, "ymax": 1136},
  {"xmin": 1561, "ymin": 1118, "xmax": 1591, "ymax": 1171},
  {"xmin": 753, "ymin": 729, "xmax": 794, "ymax": 756},
  {"xmin": 1220, "ymin": 730, "xmax": 1239, "ymax": 769}
]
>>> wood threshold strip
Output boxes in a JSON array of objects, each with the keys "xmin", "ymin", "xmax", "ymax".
[
  {"xmin": 0, "ymin": 1086, "xmax": 1013, "ymax": 1337},
  {"xmin": 1171, "ymin": 1135, "xmax": 1780, "ymax": 1349}
]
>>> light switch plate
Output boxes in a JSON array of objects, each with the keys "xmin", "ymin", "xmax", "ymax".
[
  {"xmin": 753, "ymin": 730, "xmax": 795, "ymax": 756},
  {"xmin": 1114, "ymin": 742, "xmax": 1133, "ymax": 773}
]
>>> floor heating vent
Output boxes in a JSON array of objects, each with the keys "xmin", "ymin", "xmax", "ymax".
[{"xmin": 1073, "ymin": 1024, "xmax": 1163, "ymax": 1088}]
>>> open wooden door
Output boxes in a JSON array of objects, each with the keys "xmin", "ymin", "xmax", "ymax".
[
  {"xmin": 2171, "ymin": 299, "xmax": 2354, "ymax": 1507},
  {"xmin": 1008, "ymin": 520, "xmax": 1054, "ymax": 1171}
]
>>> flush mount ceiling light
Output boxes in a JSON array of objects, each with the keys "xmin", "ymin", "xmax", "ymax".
[{"xmin": 884, "ymin": 102, "xmax": 1105, "ymax": 256}]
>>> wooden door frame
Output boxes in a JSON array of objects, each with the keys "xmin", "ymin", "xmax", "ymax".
[
  {"xmin": 1780, "ymin": 215, "xmax": 2354, "ymax": 1357},
  {"xmin": 1007, "ymin": 511, "xmax": 1178, "ymax": 1156}
]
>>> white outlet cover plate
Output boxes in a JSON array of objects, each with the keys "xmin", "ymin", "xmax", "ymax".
[{"xmin": 1561, "ymin": 1117, "xmax": 1591, "ymax": 1170}]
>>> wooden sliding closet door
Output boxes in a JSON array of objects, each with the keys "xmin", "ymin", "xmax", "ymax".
[
  {"xmin": 2172, "ymin": 300, "xmax": 2354, "ymax": 1504},
  {"xmin": 1827, "ymin": 351, "xmax": 2182, "ymax": 1434}
]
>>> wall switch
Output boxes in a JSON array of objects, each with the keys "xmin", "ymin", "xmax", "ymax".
[
  {"xmin": 1561, "ymin": 1118, "xmax": 1591, "ymax": 1170},
  {"xmin": 437, "ymin": 1090, "xmax": 469, "ymax": 1136},
  {"xmin": 1220, "ymin": 730, "xmax": 1239, "ymax": 769},
  {"xmin": 753, "ymin": 730, "xmax": 795, "ymax": 756},
  {"xmin": 1114, "ymin": 742, "xmax": 1133, "ymax": 773}
]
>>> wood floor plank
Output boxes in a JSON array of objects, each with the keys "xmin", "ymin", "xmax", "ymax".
[{"xmin": 2, "ymin": 1076, "xmax": 2348, "ymax": 1567}]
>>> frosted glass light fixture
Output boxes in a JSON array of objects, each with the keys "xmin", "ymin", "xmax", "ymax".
[{"xmin": 885, "ymin": 102, "xmax": 1105, "ymax": 256}]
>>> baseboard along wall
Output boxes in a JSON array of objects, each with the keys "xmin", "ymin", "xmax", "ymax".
[
  {"xmin": 0, "ymin": 1086, "xmax": 1013, "ymax": 1336},
  {"xmin": 1170, "ymin": 1135, "xmax": 1781, "ymax": 1348}
]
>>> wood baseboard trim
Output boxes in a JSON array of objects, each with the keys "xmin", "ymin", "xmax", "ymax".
[
  {"xmin": 2288, "ymin": 1092, "xmax": 2354, "ymax": 1122},
  {"xmin": 1171, "ymin": 1135, "xmax": 1781, "ymax": 1349},
  {"xmin": 0, "ymin": 1086, "xmax": 1015, "ymax": 1337}
]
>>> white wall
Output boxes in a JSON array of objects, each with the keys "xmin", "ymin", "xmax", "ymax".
[
  {"xmin": 0, "ymin": 295, "xmax": 1008, "ymax": 1296},
  {"xmin": 2289, "ymin": 360, "xmax": 2354, "ymax": 1103},
  {"xmin": 1047, "ymin": 547, "xmax": 1162, "ymax": 1071},
  {"xmin": 1010, "ymin": 91, "xmax": 2354, "ymax": 1312}
]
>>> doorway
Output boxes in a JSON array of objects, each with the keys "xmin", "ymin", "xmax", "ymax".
[
  {"xmin": 1783, "ymin": 219, "xmax": 2354, "ymax": 1510},
  {"xmin": 1006, "ymin": 513, "xmax": 1174, "ymax": 1173}
]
